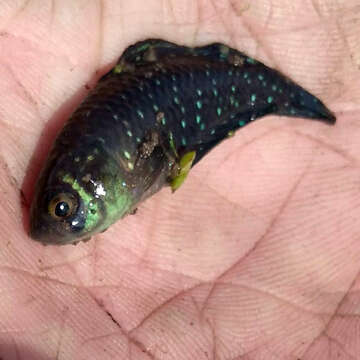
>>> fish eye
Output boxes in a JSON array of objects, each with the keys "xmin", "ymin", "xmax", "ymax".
[{"xmin": 48, "ymin": 193, "xmax": 77, "ymax": 219}]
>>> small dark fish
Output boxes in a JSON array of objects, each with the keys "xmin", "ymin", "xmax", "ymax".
[{"xmin": 29, "ymin": 39, "xmax": 336, "ymax": 245}]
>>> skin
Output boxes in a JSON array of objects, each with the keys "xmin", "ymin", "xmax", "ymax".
[{"xmin": 0, "ymin": 0, "xmax": 359, "ymax": 359}]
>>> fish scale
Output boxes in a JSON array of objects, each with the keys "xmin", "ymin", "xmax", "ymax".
[{"xmin": 29, "ymin": 39, "xmax": 336, "ymax": 245}]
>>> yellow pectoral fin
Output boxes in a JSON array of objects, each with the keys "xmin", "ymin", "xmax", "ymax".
[{"xmin": 170, "ymin": 151, "xmax": 196, "ymax": 192}]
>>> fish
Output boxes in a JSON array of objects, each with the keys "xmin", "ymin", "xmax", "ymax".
[{"xmin": 29, "ymin": 39, "xmax": 336, "ymax": 245}]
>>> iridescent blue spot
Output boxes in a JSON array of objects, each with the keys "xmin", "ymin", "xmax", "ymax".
[
  {"xmin": 239, "ymin": 120, "xmax": 246, "ymax": 127},
  {"xmin": 196, "ymin": 115, "xmax": 201, "ymax": 124},
  {"xmin": 196, "ymin": 100, "xmax": 202, "ymax": 109},
  {"xmin": 181, "ymin": 120, "xmax": 186, "ymax": 128},
  {"xmin": 137, "ymin": 110, "xmax": 144, "ymax": 119},
  {"xmin": 267, "ymin": 96, "xmax": 273, "ymax": 104},
  {"xmin": 217, "ymin": 107, "xmax": 222, "ymax": 116},
  {"xmin": 251, "ymin": 94, "xmax": 256, "ymax": 102},
  {"xmin": 246, "ymin": 57, "xmax": 256, "ymax": 64}
]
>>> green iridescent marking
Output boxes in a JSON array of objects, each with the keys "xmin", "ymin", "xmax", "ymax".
[
  {"xmin": 62, "ymin": 174, "xmax": 99, "ymax": 231},
  {"xmin": 217, "ymin": 107, "xmax": 222, "ymax": 116},
  {"xmin": 171, "ymin": 75, "xmax": 176, "ymax": 81},
  {"xmin": 230, "ymin": 95, "xmax": 235, "ymax": 105},
  {"xmin": 272, "ymin": 85, "xmax": 277, "ymax": 91},
  {"xmin": 156, "ymin": 79, "xmax": 161, "ymax": 85},
  {"xmin": 169, "ymin": 132, "xmax": 178, "ymax": 157},
  {"xmin": 124, "ymin": 151, "xmax": 131, "ymax": 160},
  {"xmin": 290, "ymin": 108, "xmax": 296, "ymax": 115},
  {"xmin": 231, "ymin": 85, "xmax": 236, "ymax": 93},
  {"xmin": 136, "ymin": 43, "xmax": 150, "ymax": 53},
  {"xmin": 251, "ymin": 94, "xmax": 256, "ymax": 102},
  {"xmin": 196, "ymin": 115, "xmax": 201, "ymax": 124},
  {"xmin": 170, "ymin": 151, "xmax": 196, "ymax": 192},
  {"xmin": 137, "ymin": 110, "xmax": 144, "ymax": 119},
  {"xmin": 173, "ymin": 85, "xmax": 178, "ymax": 92},
  {"xmin": 239, "ymin": 120, "xmax": 246, "ymax": 126},
  {"xmin": 174, "ymin": 96, "xmax": 180, "ymax": 104},
  {"xmin": 267, "ymin": 96, "xmax": 273, "ymax": 104},
  {"xmin": 228, "ymin": 70, "xmax": 233, "ymax": 76},
  {"xmin": 244, "ymin": 72, "xmax": 249, "ymax": 79},
  {"xmin": 181, "ymin": 106, "xmax": 186, "ymax": 114},
  {"xmin": 279, "ymin": 88, "xmax": 283, "ymax": 94},
  {"xmin": 181, "ymin": 120, "xmax": 186, "ymax": 128},
  {"xmin": 206, "ymin": 70, "xmax": 210, "ymax": 77},
  {"xmin": 126, "ymin": 130, "xmax": 133, "ymax": 137},
  {"xmin": 136, "ymin": 137, "xmax": 141, "ymax": 143},
  {"xmin": 196, "ymin": 100, "xmax": 202, "ymax": 109},
  {"xmin": 153, "ymin": 104, "xmax": 159, "ymax": 112},
  {"xmin": 210, "ymin": 129, "xmax": 216, "ymax": 135},
  {"xmin": 234, "ymin": 101, "xmax": 239, "ymax": 108},
  {"xmin": 161, "ymin": 117, "xmax": 166, "ymax": 125},
  {"xmin": 258, "ymin": 74, "xmax": 264, "ymax": 81},
  {"xmin": 181, "ymin": 137, "xmax": 187, "ymax": 146},
  {"xmin": 246, "ymin": 57, "xmax": 256, "ymax": 64},
  {"xmin": 113, "ymin": 64, "xmax": 123, "ymax": 74},
  {"xmin": 212, "ymin": 79, "xmax": 217, "ymax": 85},
  {"xmin": 197, "ymin": 89, "xmax": 202, "ymax": 96},
  {"xmin": 200, "ymin": 123, "xmax": 205, "ymax": 131},
  {"xmin": 213, "ymin": 89, "xmax": 218, "ymax": 97}
]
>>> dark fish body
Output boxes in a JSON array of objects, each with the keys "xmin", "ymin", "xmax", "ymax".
[{"xmin": 29, "ymin": 39, "xmax": 336, "ymax": 245}]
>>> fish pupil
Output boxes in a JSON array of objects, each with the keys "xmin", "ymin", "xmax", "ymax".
[{"xmin": 55, "ymin": 201, "xmax": 70, "ymax": 217}]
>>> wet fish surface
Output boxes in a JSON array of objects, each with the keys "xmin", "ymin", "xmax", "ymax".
[{"xmin": 29, "ymin": 39, "xmax": 336, "ymax": 245}]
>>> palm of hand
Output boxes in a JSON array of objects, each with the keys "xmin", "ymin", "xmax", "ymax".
[{"xmin": 0, "ymin": 1, "xmax": 359, "ymax": 359}]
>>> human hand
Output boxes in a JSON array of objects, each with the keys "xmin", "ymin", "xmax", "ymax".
[{"xmin": 0, "ymin": 1, "xmax": 359, "ymax": 359}]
